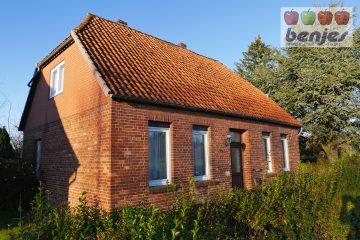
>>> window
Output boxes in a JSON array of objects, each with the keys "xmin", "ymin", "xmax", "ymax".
[
  {"xmin": 148, "ymin": 122, "xmax": 171, "ymax": 187},
  {"xmin": 35, "ymin": 140, "xmax": 42, "ymax": 179},
  {"xmin": 281, "ymin": 134, "xmax": 290, "ymax": 171},
  {"xmin": 50, "ymin": 61, "xmax": 65, "ymax": 98},
  {"xmin": 193, "ymin": 126, "xmax": 210, "ymax": 181},
  {"xmin": 262, "ymin": 133, "xmax": 272, "ymax": 173}
]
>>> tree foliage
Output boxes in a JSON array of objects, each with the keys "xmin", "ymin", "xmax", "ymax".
[
  {"xmin": 235, "ymin": 29, "xmax": 360, "ymax": 162},
  {"xmin": 235, "ymin": 35, "xmax": 274, "ymax": 82},
  {"xmin": 0, "ymin": 126, "xmax": 14, "ymax": 158}
]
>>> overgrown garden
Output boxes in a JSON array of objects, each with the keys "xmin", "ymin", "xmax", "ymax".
[{"xmin": 1, "ymin": 153, "xmax": 356, "ymax": 239}]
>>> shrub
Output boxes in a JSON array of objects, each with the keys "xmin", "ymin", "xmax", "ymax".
[
  {"xmin": 0, "ymin": 159, "xmax": 37, "ymax": 210},
  {"xmin": 0, "ymin": 127, "xmax": 14, "ymax": 159},
  {"xmin": 13, "ymin": 154, "xmax": 360, "ymax": 239}
]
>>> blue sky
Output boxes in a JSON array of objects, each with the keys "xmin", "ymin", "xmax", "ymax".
[{"xmin": 0, "ymin": 0, "xmax": 358, "ymax": 128}]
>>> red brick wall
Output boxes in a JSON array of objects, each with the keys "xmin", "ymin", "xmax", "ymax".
[
  {"xmin": 110, "ymin": 100, "xmax": 300, "ymax": 208},
  {"xmin": 23, "ymin": 104, "xmax": 112, "ymax": 209}
]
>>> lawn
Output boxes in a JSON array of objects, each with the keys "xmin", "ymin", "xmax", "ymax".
[{"xmin": 0, "ymin": 210, "xmax": 20, "ymax": 240}]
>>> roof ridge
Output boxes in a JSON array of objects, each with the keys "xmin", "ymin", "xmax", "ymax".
[
  {"xmin": 73, "ymin": 12, "xmax": 97, "ymax": 32},
  {"xmin": 124, "ymin": 26, "xmax": 220, "ymax": 63},
  {"xmin": 75, "ymin": 13, "xmax": 220, "ymax": 63},
  {"xmin": 36, "ymin": 13, "xmax": 221, "ymax": 71}
]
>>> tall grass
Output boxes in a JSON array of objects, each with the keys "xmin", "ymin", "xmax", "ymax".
[{"xmin": 12, "ymin": 154, "xmax": 360, "ymax": 239}]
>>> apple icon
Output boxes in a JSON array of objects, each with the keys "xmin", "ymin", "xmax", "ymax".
[
  {"xmin": 284, "ymin": 10, "xmax": 299, "ymax": 25},
  {"xmin": 318, "ymin": 10, "xmax": 333, "ymax": 25},
  {"xmin": 335, "ymin": 10, "xmax": 350, "ymax": 25},
  {"xmin": 301, "ymin": 10, "xmax": 316, "ymax": 25}
]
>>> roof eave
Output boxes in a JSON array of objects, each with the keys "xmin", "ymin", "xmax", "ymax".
[
  {"xmin": 36, "ymin": 36, "xmax": 73, "ymax": 69},
  {"xmin": 19, "ymin": 36, "xmax": 74, "ymax": 132},
  {"xmin": 19, "ymin": 70, "xmax": 41, "ymax": 131},
  {"xmin": 111, "ymin": 94, "xmax": 302, "ymax": 129}
]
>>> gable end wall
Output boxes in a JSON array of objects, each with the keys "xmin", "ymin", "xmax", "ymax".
[{"xmin": 22, "ymin": 42, "xmax": 113, "ymax": 209}]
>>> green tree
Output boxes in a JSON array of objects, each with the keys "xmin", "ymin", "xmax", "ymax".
[
  {"xmin": 235, "ymin": 35, "xmax": 274, "ymax": 83},
  {"xmin": 0, "ymin": 126, "xmax": 14, "ymax": 158},
  {"xmin": 236, "ymin": 29, "xmax": 360, "ymax": 162}
]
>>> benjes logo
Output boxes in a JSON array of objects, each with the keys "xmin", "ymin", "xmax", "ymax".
[{"xmin": 281, "ymin": 7, "xmax": 353, "ymax": 48}]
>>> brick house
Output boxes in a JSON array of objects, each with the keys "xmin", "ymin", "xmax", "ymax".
[{"xmin": 19, "ymin": 14, "xmax": 301, "ymax": 209}]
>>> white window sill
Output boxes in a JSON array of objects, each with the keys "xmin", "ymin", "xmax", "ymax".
[
  {"xmin": 49, "ymin": 90, "xmax": 63, "ymax": 99},
  {"xmin": 149, "ymin": 179, "xmax": 170, "ymax": 187},
  {"xmin": 195, "ymin": 175, "xmax": 210, "ymax": 181}
]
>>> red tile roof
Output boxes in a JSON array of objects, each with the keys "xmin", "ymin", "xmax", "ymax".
[{"xmin": 21, "ymin": 14, "xmax": 301, "ymax": 129}]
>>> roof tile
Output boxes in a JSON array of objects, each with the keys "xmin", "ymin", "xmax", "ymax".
[{"xmin": 74, "ymin": 14, "xmax": 301, "ymax": 127}]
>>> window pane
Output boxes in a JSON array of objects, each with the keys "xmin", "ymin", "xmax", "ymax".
[
  {"xmin": 263, "ymin": 136, "xmax": 272, "ymax": 172},
  {"xmin": 281, "ymin": 140, "xmax": 286, "ymax": 168},
  {"xmin": 231, "ymin": 148, "xmax": 241, "ymax": 173},
  {"xmin": 281, "ymin": 138, "xmax": 289, "ymax": 170},
  {"xmin": 263, "ymin": 138, "xmax": 268, "ymax": 162},
  {"xmin": 193, "ymin": 125, "xmax": 208, "ymax": 131},
  {"xmin": 193, "ymin": 133, "xmax": 205, "ymax": 176},
  {"xmin": 149, "ymin": 121, "xmax": 170, "ymax": 128},
  {"xmin": 263, "ymin": 132, "xmax": 270, "ymax": 137},
  {"xmin": 230, "ymin": 131, "xmax": 241, "ymax": 142},
  {"xmin": 51, "ymin": 69, "xmax": 58, "ymax": 97},
  {"xmin": 149, "ymin": 131, "xmax": 166, "ymax": 180},
  {"xmin": 58, "ymin": 64, "xmax": 64, "ymax": 92},
  {"xmin": 36, "ymin": 140, "xmax": 42, "ymax": 179}
]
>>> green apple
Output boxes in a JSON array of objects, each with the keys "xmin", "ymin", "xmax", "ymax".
[{"xmin": 301, "ymin": 10, "xmax": 316, "ymax": 25}]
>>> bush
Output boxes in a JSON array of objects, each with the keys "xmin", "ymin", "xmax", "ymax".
[
  {"xmin": 13, "ymin": 154, "xmax": 360, "ymax": 239},
  {"xmin": 0, "ymin": 159, "xmax": 37, "ymax": 210},
  {"xmin": 0, "ymin": 127, "xmax": 14, "ymax": 159}
]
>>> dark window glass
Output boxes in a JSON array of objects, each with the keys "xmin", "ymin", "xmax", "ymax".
[
  {"xmin": 35, "ymin": 140, "xmax": 42, "ymax": 179},
  {"xmin": 193, "ymin": 133, "xmax": 206, "ymax": 176},
  {"xmin": 149, "ymin": 130, "xmax": 167, "ymax": 180},
  {"xmin": 263, "ymin": 138, "xmax": 268, "ymax": 162},
  {"xmin": 231, "ymin": 148, "xmax": 241, "ymax": 173},
  {"xmin": 193, "ymin": 125, "xmax": 208, "ymax": 132},
  {"xmin": 148, "ymin": 121, "xmax": 170, "ymax": 128},
  {"xmin": 230, "ymin": 131, "xmax": 241, "ymax": 142}
]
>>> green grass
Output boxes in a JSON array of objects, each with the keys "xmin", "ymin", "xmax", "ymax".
[{"xmin": 0, "ymin": 210, "xmax": 20, "ymax": 240}]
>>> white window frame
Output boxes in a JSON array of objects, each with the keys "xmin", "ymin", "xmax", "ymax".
[
  {"xmin": 262, "ymin": 133, "xmax": 273, "ymax": 173},
  {"xmin": 148, "ymin": 126, "xmax": 171, "ymax": 187},
  {"xmin": 193, "ymin": 130, "xmax": 210, "ymax": 181},
  {"xmin": 281, "ymin": 135, "xmax": 290, "ymax": 171},
  {"xmin": 49, "ymin": 61, "xmax": 65, "ymax": 99}
]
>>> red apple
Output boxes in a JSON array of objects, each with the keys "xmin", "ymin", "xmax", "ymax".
[
  {"xmin": 335, "ymin": 10, "xmax": 350, "ymax": 25},
  {"xmin": 317, "ymin": 11, "xmax": 333, "ymax": 25},
  {"xmin": 284, "ymin": 10, "xmax": 299, "ymax": 25}
]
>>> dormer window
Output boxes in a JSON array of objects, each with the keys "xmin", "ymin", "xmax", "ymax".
[{"xmin": 49, "ymin": 61, "xmax": 64, "ymax": 98}]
